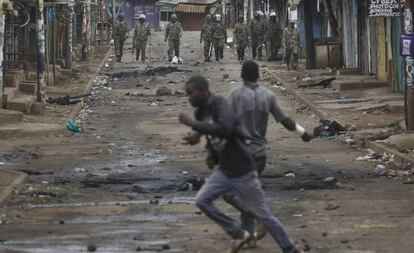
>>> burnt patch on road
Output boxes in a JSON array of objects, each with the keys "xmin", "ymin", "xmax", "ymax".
[{"xmin": 108, "ymin": 66, "xmax": 192, "ymax": 79}]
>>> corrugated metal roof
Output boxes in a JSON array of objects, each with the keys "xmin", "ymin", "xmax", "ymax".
[
  {"xmin": 157, "ymin": 0, "xmax": 218, "ymax": 6},
  {"xmin": 176, "ymin": 3, "xmax": 206, "ymax": 13}
]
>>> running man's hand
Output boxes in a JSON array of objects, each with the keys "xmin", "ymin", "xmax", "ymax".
[
  {"xmin": 301, "ymin": 131, "xmax": 313, "ymax": 142},
  {"xmin": 182, "ymin": 132, "xmax": 202, "ymax": 145},
  {"xmin": 179, "ymin": 113, "xmax": 194, "ymax": 127}
]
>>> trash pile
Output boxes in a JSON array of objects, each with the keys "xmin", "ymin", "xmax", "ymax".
[
  {"xmin": 313, "ymin": 120, "xmax": 347, "ymax": 138},
  {"xmin": 271, "ymin": 81, "xmax": 287, "ymax": 92},
  {"xmin": 356, "ymin": 148, "xmax": 414, "ymax": 183}
]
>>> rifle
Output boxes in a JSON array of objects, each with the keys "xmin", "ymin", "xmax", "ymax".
[
  {"xmin": 131, "ymin": 36, "xmax": 135, "ymax": 62},
  {"xmin": 47, "ymin": 93, "xmax": 92, "ymax": 105},
  {"xmin": 208, "ymin": 42, "xmax": 213, "ymax": 58},
  {"xmin": 148, "ymin": 35, "xmax": 151, "ymax": 63}
]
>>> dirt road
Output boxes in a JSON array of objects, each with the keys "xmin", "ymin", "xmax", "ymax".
[{"xmin": 0, "ymin": 31, "xmax": 413, "ymax": 253}]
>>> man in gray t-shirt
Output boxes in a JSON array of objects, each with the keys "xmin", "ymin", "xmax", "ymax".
[{"xmin": 223, "ymin": 60, "xmax": 312, "ymax": 248}]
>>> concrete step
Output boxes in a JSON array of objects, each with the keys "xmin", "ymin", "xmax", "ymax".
[
  {"xmin": 4, "ymin": 87, "xmax": 19, "ymax": 101},
  {"xmin": 0, "ymin": 109, "xmax": 23, "ymax": 126},
  {"xmin": 332, "ymin": 79, "xmax": 388, "ymax": 91},
  {"xmin": 19, "ymin": 82, "xmax": 37, "ymax": 95},
  {"xmin": 336, "ymin": 68, "xmax": 361, "ymax": 76},
  {"xmin": 0, "ymin": 122, "xmax": 66, "ymax": 139},
  {"xmin": 6, "ymin": 96, "xmax": 35, "ymax": 114},
  {"xmin": 386, "ymin": 101, "xmax": 405, "ymax": 113},
  {"xmin": 4, "ymin": 70, "xmax": 25, "ymax": 88}
]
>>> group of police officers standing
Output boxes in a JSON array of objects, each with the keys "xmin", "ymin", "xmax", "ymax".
[
  {"xmin": 112, "ymin": 11, "xmax": 300, "ymax": 70},
  {"xmin": 231, "ymin": 11, "xmax": 300, "ymax": 70}
]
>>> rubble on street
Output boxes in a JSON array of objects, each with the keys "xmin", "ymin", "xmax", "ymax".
[{"xmin": 0, "ymin": 2, "xmax": 414, "ymax": 252}]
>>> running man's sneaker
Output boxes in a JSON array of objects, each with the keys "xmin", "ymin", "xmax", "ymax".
[
  {"xmin": 244, "ymin": 237, "xmax": 257, "ymax": 249},
  {"xmin": 254, "ymin": 220, "xmax": 268, "ymax": 241},
  {"xmin": 229, "ymin": 230, "xmax": 252, "ymax": 253}
]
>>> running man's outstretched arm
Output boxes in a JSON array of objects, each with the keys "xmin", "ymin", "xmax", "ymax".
[{"xmin": 270, "ymin": 96, "xmax": 313, "ymax": 142}]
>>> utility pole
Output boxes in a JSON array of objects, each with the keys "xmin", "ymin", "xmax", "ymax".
[
  {"xmin": 0, "ymin": 13, "xmax": 5, "ymax": 108},
  {"xmin": 82, "ymin": 0, "xmax": 91, "ymax": 60},
  {"xmin": 243, "ymin": 0, "xmax": 248, "ymax": 24},
  {"xmin": 99, "ymin": 0, "xmax": 104, "ymax": 45},
  {"xmin": 405, "ymin": 0, "xmax": 414, "ymax": 130},
  {"xmin": 66, "ymin": 0, "xmax": 74, "ymax": 69},
  {"xmin": 303, "ymin": 0, "xmax": 315, "ymax": 69},
  {"xmin": 36, "ymin": 0, "xmax": 46, "ymax": 102}
]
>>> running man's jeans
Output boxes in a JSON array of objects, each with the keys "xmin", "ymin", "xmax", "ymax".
[{"xmin": 195, "ymin": 169, "xmax": 296, "ymax": 253}]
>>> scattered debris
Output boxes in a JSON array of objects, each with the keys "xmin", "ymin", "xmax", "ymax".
[
  {"xmin": 75, "ymin": 167, "xmax": 86, "ymax": 173},
  {"xmin": 175, "ymin": 89, "xmax": 185, "ymax": 95},
  {"xmin": 87, "ymin": 244, "xmax": 97, "ymax": 252},
  {"xmin": 375, "ymin": 165, "xmax": 386, "ymax": 175},
  {"xmin": 298, "ymin": 77, "xmax": 336, "ymax": 88},
  {"xmin": 149, "ymin": 199, "xmax": 159, "ymax": 205},
  {"xmin": 125, "ymin": 91, "xmax": 144, "ymax": 97},
  {"xmin": 171, "ymin": 56, "xmax": 183, "ymax": 64},
  {"xmin": 323, "ymin": 177, "xmax": 337, "ymax": 184},
  {"xmin": 325, "ymin": 202, "xmax": 340, "ymax": 210},
  {"xmin": 272, "ymin": 82, "xmax": 287, "ymax": 91},
  {"xmin": 344, "ymin": 138, "xmax": 355, "ymax": 145},
  {"xmin": 48, "ymin": 93, "xmax": 91, "ymax": 105},
  {"xmin": 66, "ymin": 118, "xmax": 82, "ymax": 133},
  {"xmin": 313, "ymin": 120, "xmax": 347, "ymax": 137},
  {"xmin": 284, "ymin": 172, "xmax": 296, "ymax": 178},
  {"xmin": 182, "ymin": 171, "xmax": 189, "ymax": 175},
  {"xmin": 93, "ymin": 75, "xmax": 109, "ymax": 86},
  {"xmin": 296, "ymin": 104, "xmax": 310, "ymax": 113},
  {"xmin": 178, "ymin": 177, "xmax": 205, "ymax": 191},
  {"xmin": 223, "ymin": 74, "xmax": 229, "ymax": 79}
]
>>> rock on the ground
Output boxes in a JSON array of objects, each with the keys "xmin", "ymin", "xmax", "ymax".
[
  {"xmin": 87, "ymin": 244, "xmax": 97, "ymax": 252},
  {"xmin": 384, "ymin": 134, "xmax": 414, "ymax": 151},
  {"xmin": 156, "ymin": 87, "xmax": 172, "ymax": 96}
]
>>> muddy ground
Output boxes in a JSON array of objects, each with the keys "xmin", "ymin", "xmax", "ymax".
[{"xmin": 0, "ymin": 31, "xmax": 413, "ymax": 253}]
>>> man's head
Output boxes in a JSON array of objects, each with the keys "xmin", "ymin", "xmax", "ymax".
[
  {"xmin": 289, "ymin": 20, "xmax": 296, "ymax": 28},
  {"xmin": 171, "ymin": 14, "xmax": 178, "ymax": 23},
  {"xmin": 241, "ymin": 60, "xmax": 260, "ymax": 83},
  {"xmin": 238, "ymin": 15, "xmax": 244, "ymax": 23},
  {"xmin": 139, "ymin": 14, "xmax": 146, "ymax": 23},
  {"xmin": 270, "ymin": 12, "xmax": 276, "ymax": 21},
  {"xmin": 255, "ymin": 10, "xmax": 263, "ymax": 20},
  {"xmin": 185, "ymin": 76, "xmax": 210, "ymax": 108},
  {"xmin": 118, "ymin": 13, "xmax": 124, "ymax": 21},
  {"xmin": 206, "ymin": 14, "xmax": 212, "ymax": 23}
]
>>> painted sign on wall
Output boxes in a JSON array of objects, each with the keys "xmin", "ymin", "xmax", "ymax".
[
  {"xmin": 124, "ymin": 0, "xmax": 158, "ymax": 29},
  {"xmin": 369, "ymin": 0, "xmax": 401, "ymax": 17}
]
